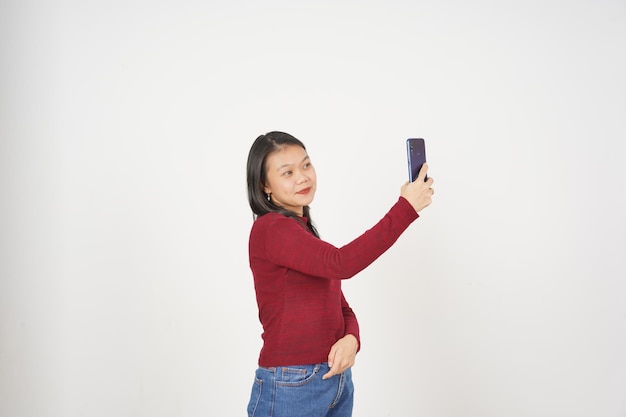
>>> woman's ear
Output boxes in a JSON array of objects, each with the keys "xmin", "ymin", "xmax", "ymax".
[{"xmin": 263, "ymin": 184, "xmax": 271, "ymax": 194}]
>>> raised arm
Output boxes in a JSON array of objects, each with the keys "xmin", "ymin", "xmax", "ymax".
[{"xmin": 257, "ymin": 197, "xmax": 419, "ymax": 279}]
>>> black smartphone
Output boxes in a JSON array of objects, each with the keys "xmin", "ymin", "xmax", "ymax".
[{"xmin": 406, "ymin": 138, "xmax": 427, "ymax": 182}]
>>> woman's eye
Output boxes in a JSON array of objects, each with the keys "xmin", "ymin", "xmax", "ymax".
[{"xmin": 282, "ymin": 171, "xmax": 292, "ymax": 176}]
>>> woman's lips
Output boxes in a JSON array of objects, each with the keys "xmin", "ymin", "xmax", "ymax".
[{"xmin": 296, "ymin": 187, "xmax": 312, "ymax": 195}]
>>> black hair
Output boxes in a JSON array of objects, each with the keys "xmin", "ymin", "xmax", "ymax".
[{"xmin": 246, "ymin": 131, "xmax": 319, "ymax": 237}]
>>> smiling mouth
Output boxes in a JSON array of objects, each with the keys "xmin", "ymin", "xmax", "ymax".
[{"xmin": 296, "ymin": 187, "xmax": 312, "ymax": 195}]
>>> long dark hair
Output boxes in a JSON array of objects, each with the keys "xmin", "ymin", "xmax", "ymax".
[{"xmin": 246, "ymin": 131, "xmax": 319, "ymax": 237}]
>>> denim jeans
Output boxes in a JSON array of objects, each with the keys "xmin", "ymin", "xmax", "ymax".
[{"xmin": 247, "ymin": 363, "xmax": 354, "ymax": 417}]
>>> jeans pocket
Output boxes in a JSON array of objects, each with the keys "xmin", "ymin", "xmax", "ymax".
[{"xmin": 277, "ymin": 364, "xmax": 320, "ymax": 387}]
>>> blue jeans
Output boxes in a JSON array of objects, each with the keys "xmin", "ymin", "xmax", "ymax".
[{"xmin": 247, "ymin": 363, "xmax": 354, "ymax": 417}]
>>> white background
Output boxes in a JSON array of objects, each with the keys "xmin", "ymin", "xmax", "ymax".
[{"xmin": 1, "ymin": 1, "xmax": 625, "ymax": 416}]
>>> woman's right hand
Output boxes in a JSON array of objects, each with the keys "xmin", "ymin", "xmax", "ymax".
[{"xmin": 400, "ymin": 163, "xmax": 434, "ymax": 213}]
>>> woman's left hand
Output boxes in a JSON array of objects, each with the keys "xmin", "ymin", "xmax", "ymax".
[{"xmin": 322, "ymin": 334, "xmax": 359, "ymax": 379}]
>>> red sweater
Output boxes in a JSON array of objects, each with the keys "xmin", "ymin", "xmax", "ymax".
[{"xmin": 248, "ymin": 197, "xmax": 419, "ymax": 367}]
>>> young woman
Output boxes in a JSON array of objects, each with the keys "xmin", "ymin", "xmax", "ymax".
[{"xmin": 245, "ymin": 131, "xmax": 434, "ymax": 417}]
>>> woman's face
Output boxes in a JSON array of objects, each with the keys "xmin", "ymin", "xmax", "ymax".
[{"xmin": 263, "ymin": 144, "xmax": 317, "ymax": 216}]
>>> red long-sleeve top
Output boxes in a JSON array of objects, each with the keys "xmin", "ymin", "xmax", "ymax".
[{"xmin": 248, "ymin": 196, "xmax": 419, "ymax": 367}]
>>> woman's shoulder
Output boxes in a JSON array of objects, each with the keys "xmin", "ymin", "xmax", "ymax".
[
  {"xmin": 252, "ymin": 212, "xmax": 297, "ymax": 230},
  {"xmin": 254, "ymin": 212, "xmax": 285, "ymax": 224},
  {"xmin": 251, "ymin": 212, "xmax": 309, "ymax": 234},
  {"xmin": 250, "ymin": 213, "xmax": 306, "ymax": 248}
]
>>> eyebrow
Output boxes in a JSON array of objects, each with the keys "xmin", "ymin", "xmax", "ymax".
[{"xmin": 276, "ymin": 155, "xmax": 310, "ymax": 171}]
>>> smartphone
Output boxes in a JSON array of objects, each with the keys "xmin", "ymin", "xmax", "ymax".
[{"xmin": 407, "ymin": 138, "xmax": 427, "ymax": 182}]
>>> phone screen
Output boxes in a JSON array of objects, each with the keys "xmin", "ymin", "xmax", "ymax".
[{"xmin": 406, "ymin": 138, "xmax": 427, "ymax": 182}]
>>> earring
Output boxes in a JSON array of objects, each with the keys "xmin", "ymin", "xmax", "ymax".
[{"xmin": 266, "ymin": 193, "xmax": 271, "ymax": 202}]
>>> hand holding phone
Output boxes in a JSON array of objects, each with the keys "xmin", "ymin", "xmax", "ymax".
[
  {"xmin": 406, "ymin": 138, "xmax": 427, "ymax": 182},
  {"xmin": 402, "ymin": 138, "xmax": 434, "ymax": 213}
]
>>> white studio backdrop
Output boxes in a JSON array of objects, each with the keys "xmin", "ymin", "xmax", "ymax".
[{"xmin": 1, "ymin": 1, "xmax": 625, "ymax": 416}]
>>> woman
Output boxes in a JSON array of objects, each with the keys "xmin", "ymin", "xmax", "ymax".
[{"xmin": 246, "ymin": 131, "xmax": 434, "ymax": 417}]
